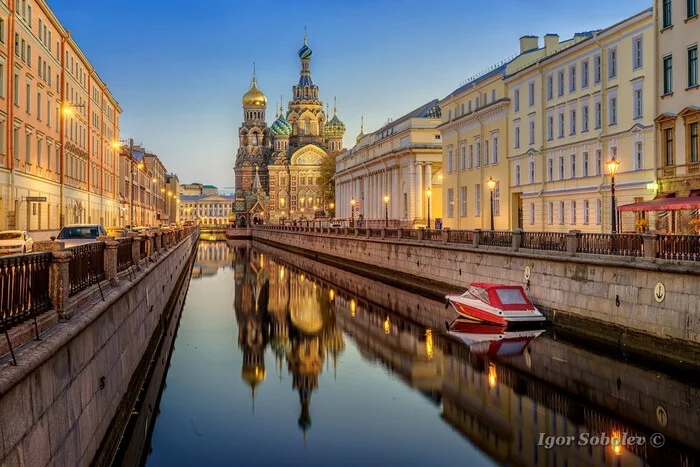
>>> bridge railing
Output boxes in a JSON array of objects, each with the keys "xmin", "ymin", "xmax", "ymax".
[
  {"xmin": 68, "ymin": 242, "xmax": 106, "ymax": 297},
  {"xmin": 0, "ymin": 252, "xmax": 52, "ymax": 333},
  {"xmin": 253, "ymin": 225, "xmax": 700, "ymax": 263}
]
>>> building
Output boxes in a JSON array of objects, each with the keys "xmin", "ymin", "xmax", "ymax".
[
  {"xmin": 439, "ymin": 32, "xmax": 594, "ymax": 231},
  {"xmin": 0, "ymin": 0, "xmax": 121, "ymax": 230},
  {"xmin": 165, "ymin": 173, "xmax": 180, "ymax": 224},
  {"xmin": 232, "ymin": 32, "xmax": 346, "ymax": 226},
  {"xmin": 118, "ymin": 143, "xmax": 158, "ymax": 227},
  {"xmin": 335, "ymin": 101, "xmax": 443, "ymax": 228},
  {"xmin": 180, "ymin": 192, "xmax": 234, "ymax": 225},
  {"xmin": 651, "ymin": 0, "xmax": 700, "ymax": 233},
  {"xmin": 143, "ymin": 151, "xmax": 167, "ymax": 223},
  {"xmin": 506, "ymin": 9, "xmax": 656, "ymax": 233}
]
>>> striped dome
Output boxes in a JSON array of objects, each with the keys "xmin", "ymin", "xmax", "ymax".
[
  {"xmin": 271, "ymin": 114, "xmax": 293, "ymax": 137},
  {"xmin": 324, "ymin": 114, "xmax": 346, "ymax": 137},
  {"xmin": 298, "ymin": 43, "xmax": 312, "ymax": 60}
]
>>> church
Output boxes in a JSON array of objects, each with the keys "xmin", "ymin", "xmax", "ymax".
[{"xmin": 233, "ymin": 32, "xmax": 347, "ymax": 226}]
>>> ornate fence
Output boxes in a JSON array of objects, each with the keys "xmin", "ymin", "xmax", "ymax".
[
  {"xmin": 68, "ymin": 243, "xmax": 106, "ymax": 297},
  {"xmin": 479, "ymin": 230, "xmax": 513, "ymax": 247},
  {"xmin": 521, "ymin": 232, "xmax": 568, "ymax": 252},
  {"xmin": 117, "ymin": 238, "xmax": 134, "ymax": 273},
  {"xmin": 656, "ymin": 234, "xmax": 700, "ymax": 261},
  {"xmin": 577, "ymin": 233, "xmax": 644, "ymax": 257},
  {"xmin": 0, "ymin": 253, "xmax": 52, "ymax": 330}
]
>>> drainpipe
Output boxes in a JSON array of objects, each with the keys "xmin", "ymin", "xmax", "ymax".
[{"xmin": 7, "ymin": 8, "xmax": 16, "ymax": 230}]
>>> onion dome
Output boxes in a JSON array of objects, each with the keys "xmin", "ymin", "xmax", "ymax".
[
  {"xmin": 291, "ymin": 307, "xmax": 323, "ymax": 335},
  {"xmin": 324, "ymin": 99, "xmax": 346, "ymax": 137},
  {"xmin": 241, "ymin": 366, "xmax": 266, "ymax": 388},
  {"xmin": 356, "ymin": 115, "xmax": 365, "ymax": 144},
  {"xmin": 242, "ymin": 76, "xmax": 267, "ymax": 107},
  {"xmin": 298, "ymin": 31, "xmax": 312, "ymax": 60},
  {"xmin": 271, "ymin": 102, "xmax": 293, "ymax": 136}
]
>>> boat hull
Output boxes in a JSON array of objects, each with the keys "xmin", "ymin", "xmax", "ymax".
[{"xmin": 446, "ymin": 296, "xmax": 546, "ymax": 326}]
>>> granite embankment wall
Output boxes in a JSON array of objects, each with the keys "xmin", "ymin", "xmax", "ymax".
[
  {"xmin": 252, "ymin": 229, "xmax": 700, "ymax": 361},
  {"xmin": 0, "ymin": 232, "xmax": 198, "ymax": 466}
]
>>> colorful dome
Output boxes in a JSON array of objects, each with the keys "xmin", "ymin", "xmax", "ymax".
[
  {"xmin": 242, "ymin": 77, "xmax": 267, "ymax": 107},
  {"xmin": 271, "ymin": 114, "xmax": 293, "ymax": 137},
  {"xmin": 324, "ymin": 114, "xmax": 346, "ymax": 137},
  {"xmin": 298, "ymin": 31, "xmax": 312, "ymax": 60}
]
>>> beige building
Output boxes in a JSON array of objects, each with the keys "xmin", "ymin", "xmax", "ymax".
[
  {"xmin": 507, "ymin": 9, "xmax": 656, "ymax": 233},
  {"xmin": 0, "ymin": 0, "xmax": 121, "ymax": 230},
  {"xmin": 651, "ymin": 0, "xmax": 700, "ymax": 232},
  {"xmin": 335, "ymin": 100, "xmax": 443, "ymax": 228}
]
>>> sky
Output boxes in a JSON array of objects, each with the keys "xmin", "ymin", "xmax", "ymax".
[{"xmin": 49, "ymin": 0, "xmax": 649, "ymax": 188}]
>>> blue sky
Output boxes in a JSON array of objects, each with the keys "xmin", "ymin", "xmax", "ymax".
[{"xmin": 49, "ymin": 0, "xmax": 649, "ymax": 188}]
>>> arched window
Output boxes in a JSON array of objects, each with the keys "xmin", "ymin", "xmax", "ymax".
[{"xmin": 252, "ymin": 133, "xmax": 258, "ymax": 146}]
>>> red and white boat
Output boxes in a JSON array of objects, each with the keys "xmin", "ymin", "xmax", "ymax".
[
  {"xmin": 446, "ymin": 318, "xmax": 545, "ymax": 357},
  {"xmin": 445, "ymin": 282, "xmax": 546, "ymax": 326}
]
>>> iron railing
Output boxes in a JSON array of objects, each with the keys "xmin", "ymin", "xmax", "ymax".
[
  {"xmin": 424, "ymin": 229, "xmax": 442, "ymax": 241},
  {"xmin": 68, "ymin": 242, "xmax": 106, "ymax": 297},
  {"xmin": 521, "ymin": 232, "xmax": 568, "ymax": 252},
  {"xmin": 446, "ymin": 230, "xmax": 474, "ymax": 244},
  {"xmin": 479, "ymin": 230, "xmax": 513, "ymax": 247},
  {"xmin": 139, "ymin": 236, "xmax": 147, "ymax": 260},
  {"xmin": 0, "ymin": 252, "xmax": 52, "ymax": 330},
  {"xmin": 577, "ymin": 233, "xmax": 644, "ymax": 257},
  {"xmin": 401, "ymin": 229, "xmax": 419, "ymax": 240},
  {"xmin": 117, "ymin": 238, "xmax": 133, "ymax": 273},
  {"xmin": 656, "ymin": 235, "xmax": 700, "ymax": 261},
  {"xmin": 384, "ymin": 229, "xmax": 399, "ymax": 239}
]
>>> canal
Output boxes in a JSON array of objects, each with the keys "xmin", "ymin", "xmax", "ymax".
[{"xmin": 124, "ymin": 241, "xmax": 700, "ymax": 467}]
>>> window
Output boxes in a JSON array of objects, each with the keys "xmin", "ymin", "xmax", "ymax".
[
  {"xmin": 595, "ymin": 199, "xmax": 602, "ymax": 224},
  {"xmin": 547, "ymin": 202, "xmax": 554, "ymax": 224},
  {"xmin": 448, "ymin": 109, "xmax": 452, "ymax": 121},
  {"xmin": 547, "ymin": 158, "xmax": 553, "ymax": 181},
  {"xmin": 492, "ymin": 135, "xmax": 498, "ymax": 164},
  {"xmin": 37, "ymin": 140, "xmax": 42, "ymax": 167},
  {"xmin": 447, "ymin": 189, "xmax": 454, "ymax": 217},
  {"xmin": 582, "ymin": 105, "xmax": 589, "ymax": 132},
  {"xmin": 557, "ymin": 70, "xmax": 564, "ymax": 96},
  {"xmin": 447, "ymin": 147, "xmax": 453, "ymax": 173},
  {"xmin": 633, "ymin": 37, "xmax": 643, "ymax": 69},
  {"xmin": 663, "ymin": 0, "xmax": 672, "ymax": 27},
  {"xmin": 689, "ymin": 46, "xmax": 698, "ymax": 87},
  {"xmin": 558, "ymin": 201, "xmax": 565, "ymax": 225},
  {"xmin": 689, "ymin": 0, "xmax": 699, "ymax": 17},
  {"xmin": 514, "ymin": 89, "xmax": 520, "ymax": 112},
  {"xmin": 484, "ymin": 141, "xmax": 489, "ymax": 166},
  {"xmin": 492, "ymin": 89, "xmax": 496, "ymax": 102},
  {"xmin": 528, "ymin": 82, "xmax": 535, "ymax": 106},
  {"xmin": 475, "ymin": 185, "xmax": 481, "ymax": 216},
  {"xmin": 469, "ymin": 145, "xmax": 473, "ymax": 168},
  {"xmin": 558, "ymin": 156, "xmax": 565, "ymax": 180},
  {"xmin": 569, "ymin": 65, "xmax": 576, "ymax": 92},
  {"xmin": 609, "ymin": 97, "xmax": 617, "ymax": 125},
  {"xmin": 663, "ymin": 55, "xmax": 673, "ymax": 94},
  {"xmin": 690, "ymin": 123, "xmax": 699, "ymax": 162},
  {"xmin": 529, "ymin": 161, "xmax": 535, "ymax": 183},
  {"xmin": 514, "ymin": 124, "xmax": 520, "ymax": 148},
  {"xmin": 25, "ymin": 133, "xmax": 31, "ymax": 163},
  {"xmin": 665, "ymin": 128, "xmax": 674, "ymax": 165},
  {"xmin": 25, "ymin": 82, "xmax": 30, "ymax": 113},
  {"xmin": 570, "ymin": 154, "xmax": 577, "ymax": 178},
  {"xmin": 515, "ymin": 164, "xmax": 521, "ymax": 186},
  {"xmin": 13, "ymin": 72, "xmax": 19, "ymax": 106},
  {"xmin": 570, "ymin": 109, "xmax": 576, "ymax": 135},
  {"xmin": 529, "ymin": 120, "xmax": 535, "ymax": 145},
  {"xmin": 593, "ymin": 55, "xmax": 601, "ymax": 84},
  {"xmin": 583, "ymin": 152, "xmax": 589, "ymax": 177},
  {"xmin": 0, "ymin": 63, "xmax": 3, "ymax": 98},
  {"xmin": 460, "ymin": 186, "xmax": 467, "ymax": 217},
  {"xmin": 595, "ymin": 101, "xmax": 602, "ymax": 129},
  {"xmin": 635, "ymin": 141, "xmax": 644, "ymax": 169},
  {"xmin": 493, "ymin": 182, "xmax": 501, "ymax": 216},
  {"xmin": 13, "ymin": 127, "xmax": 19, "ymax": 160},
  {"xmin": 595, "ymin": 149, "xmax": 602, "ymax": 175},
  {"xmin": 582, "ymin": 60, "xmax": 589, "ymax": 88},
  {"xmin": 583, "ymin": 200, "xmax": 590, "ymax": 224},
  {"xmin": 570, "ymin": 201, "xmax": 577, "ymax": 224},
  {"xmin": 547, "ymin": 75, "xmax": 553, "ymax": 100},
  {"xmin": 608, "ymin": 48, "xmax": 617, "ymax": 78},
  {"xmin": 558, "ymin": 111, "xmax": 565, "ymax": 138},
  {"xmin": 476, "ymin": 141, "xmax": 481, "ymax": 167},
  {"xmin": 460, "ymin": 143, "xmax": 466, "ymax": 170}
]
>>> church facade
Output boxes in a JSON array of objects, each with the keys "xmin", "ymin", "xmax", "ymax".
[{"xmin": 233, "ymin": 34, "xmax": 346, "ymax": 226}]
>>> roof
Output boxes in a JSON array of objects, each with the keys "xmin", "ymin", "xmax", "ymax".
[
  {"xmin": 372, "ymin": 99, "xmax": 442, "ymax": 135},
  {"xmin": 618, "ymin": 196, "xmax": 700, "ymax": 212},
  {"xmin": 447, "ymin": 64, "xmax": 507, "ymax": 99},
  {"xmin": 180, "ymin": 194, "xmax": 234, "ymax": 201},
  {"xmin": 202, "ymin": 184, "xmax": 218, "ymax": 189}
]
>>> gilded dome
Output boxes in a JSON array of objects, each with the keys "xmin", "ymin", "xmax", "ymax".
[
  {"xmin": 241, "ymin": 365, "xmax": 266, "ymax": 388},
  {"xmin": 291, "ymin": 307, "xmax": 323, "ymax": 335},
  {"xmin": 242, "ymin": 77, "xmax": 267, "ymax": 107},
  {"xmin": 324, "ymin": 107, "xmax": 346, "ymax": 137}
]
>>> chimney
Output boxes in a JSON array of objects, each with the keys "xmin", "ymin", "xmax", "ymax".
[
  {"xmin": 519, "ymin": 35, "xmax": 539, "ymax": 54},
  {"xmin": 544, "ymin": 34, "xmax": 560, "ymax": 54}
]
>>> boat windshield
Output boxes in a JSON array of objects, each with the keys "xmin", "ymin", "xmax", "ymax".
[
  {"xmin": 464, "ymin": 287, "xmax": 490, "ymax": 304},
  {"xmin": 495, "ymin": 288, "xmax": 528, "ymax": 305}
]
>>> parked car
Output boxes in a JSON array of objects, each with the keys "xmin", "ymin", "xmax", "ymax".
[
  {"xmin": 52, "ymin": 224, "xmax": 107, "ymax": 248},
  {"xmin": 106, "ymin": 226, "xmax": 129, "ymax": 238},
  {"xmin": 0, "ymin": 230, "xmax": 33, "ymax": 255}
]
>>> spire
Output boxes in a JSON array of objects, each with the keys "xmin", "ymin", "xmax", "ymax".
[
  {"xmin": 360, "ymin": 115, "xmax": 364, "ymax": 132},
  {"xmin": 280, "ymin": 95, "xmax": 284, "ymax": 115},
  {"xmin": 275, "ymin": 100, "xmax": 279, "ymax": 119},
  {"xmin": 304, "ymin": 26, "xmax": 308, "ymax": 45},
  {"xmin": 326, "ymin": 103, "xmax": 330, "ymax": 123},
  {"xmin": 333, "ymin": 96, "xmax": 338, "ymax": 116}
]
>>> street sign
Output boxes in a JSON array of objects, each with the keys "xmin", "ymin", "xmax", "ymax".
[{"xmin": 26, "ymin": 196, "xmax": 47, "ymax": 202}]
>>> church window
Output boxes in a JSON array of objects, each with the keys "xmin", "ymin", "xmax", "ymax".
[
  {"xmin": 300, "ymin": 177, "xmax": 306, "ymax": 186},
  {"xmin": 280, "ymin": 197, "xmax": 286, "ymax": 208}
]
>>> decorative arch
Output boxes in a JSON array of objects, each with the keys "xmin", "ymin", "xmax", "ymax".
[{"xmin": 290, "ymin": 144, "xmax": 328, "ymax": 166}]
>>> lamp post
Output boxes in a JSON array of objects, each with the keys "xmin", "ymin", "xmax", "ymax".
[
  {"xmin": 426, "ymin": 188, "xmax": 432, "ymax": 229},
  {"xmin": 383, "ymin": 194, "xmax": 390, "ymax": 228},
  {"xmin": 487, "ymin": 176, "xmax": 496, "ymax": 231},
  {"xmin": 607, "ymin": 156, "xmax": 620, "ymax": 234},
  {"xmin": 350, "ymin": 197, "xmax": 356, "ymax": 227}
]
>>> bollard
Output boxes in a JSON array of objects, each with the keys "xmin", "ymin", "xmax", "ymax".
[
  {"xmin": 566, "ymin": 230, "xmax": 580, "ymax": 255},
  {"xmin": 473, "ymin": 229, "xmax": 481, "ymax": 247},
  {"xmin": 643, "ymin": 233, "xmax": 657, "ymax": 259}
]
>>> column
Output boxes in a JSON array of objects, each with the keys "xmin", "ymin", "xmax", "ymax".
[
  {"xmin": 425, "ymin": 163, "xmax": 432, "ymax": 193},
  {"xmin": 415, "ymin": 163, "xmax": 423, "ymax": 219},
  {"xmin": 392, "ymin": 166, "xmax": 400, "ymax": 219}
]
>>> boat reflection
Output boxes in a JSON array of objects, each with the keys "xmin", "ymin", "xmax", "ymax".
[{"xmin": 446, "ymin": 318, "xmax": 545, "ymax": 358}]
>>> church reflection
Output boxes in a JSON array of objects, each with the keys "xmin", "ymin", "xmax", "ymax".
[{"xmin": 232, "ymin": 246, "xmax": 345, "ymax": 439}]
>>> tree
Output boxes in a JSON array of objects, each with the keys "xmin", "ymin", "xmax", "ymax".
[{"xmin": 318, "ymin": 155, "xmax": 336, "ymax": 217}]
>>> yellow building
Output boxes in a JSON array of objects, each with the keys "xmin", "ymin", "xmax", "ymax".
[
  {"xmin": 507, "ymin": 9, "xmax": 656, "ymax": 233},
  {"xmin": 439, "ymin": 35, "xmax": 589, "ymax": 230},
  {"xmin": 652, "ymin": 0, "xmax": 700, "ymax": 232}
]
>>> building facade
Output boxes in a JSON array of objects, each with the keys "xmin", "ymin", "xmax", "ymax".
[
  {"xmin": 653, "ymin": 0, "xmax": 700, "ymax": 232},
  {"xmin": 506, "ymin": 9, "xmax": 656, "ymax": 233},
  {"xmin": 180, "ymin": 193, "xmax": 234, "ymax": 225},
  {"xmin": 0, "ymin": 0, "xmax": 121, "ymax": 230},
  {"xmin": 166, "ymin": 173, "xmax": 180, "ymax": 224},
  {"xmin": 233, "ymin": 33, "xmax": 346, "ymax": 226},
  {"xmin": 335, "ymin": 100, "xmax": 443, "ymax": 228}
]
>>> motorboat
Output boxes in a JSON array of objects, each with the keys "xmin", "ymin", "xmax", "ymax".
[
  {"xmin": 445, "ymin": 318, "xmax": 545, "ymax": 357},
  {"xmin": 445, "ymin": 282, "xmax": 546, "ymax": 326}
]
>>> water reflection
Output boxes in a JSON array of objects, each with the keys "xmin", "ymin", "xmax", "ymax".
[{"xmin": 145, "ymin": 242, "xmax": 700, "ymax": 467}]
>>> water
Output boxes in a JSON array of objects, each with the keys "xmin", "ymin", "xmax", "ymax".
[{"xmin": 141, "ymin": 241, "xmax": 700, "ymax": 467}]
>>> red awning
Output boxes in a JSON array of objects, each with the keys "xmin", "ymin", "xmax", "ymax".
[{"xmin": 618, "ymin": 196, "xmax": 700, "ymax": 212}]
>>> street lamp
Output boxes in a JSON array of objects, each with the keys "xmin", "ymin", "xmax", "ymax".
[
  {"xmin": 383, "ymin": 194, "xmax": 390, "ymax": 227},
  {"xmin": 487, "ymin": 176, "xmax": 496, "ymax": 231},
  {"xmin": 350, "ymin": 197, "xmax": 356, "ymax": 227},
  {"xmin": 607, "ymin": 156, "xmax": 620, "ymax": 234},
  {"xmin": 426, "ymin": 188, "xmax": 432, "ymax": 229}
]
